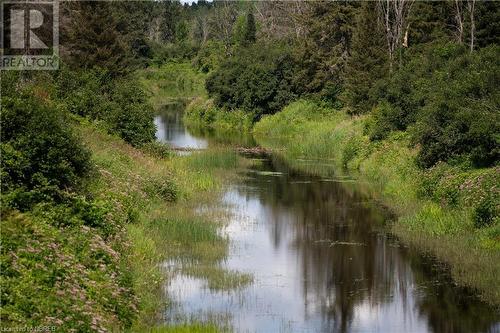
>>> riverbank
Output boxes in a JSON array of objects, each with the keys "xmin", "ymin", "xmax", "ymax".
[
  {"xmin": 141, "ymin": 62, "xmax": 499, "ymax": 305},
  {"xmin": 77, "ymin": 119, "xmax": 252, "ymax": 331},
  {"xmin": 252, "ymin": 100, "xmax": 500, "ymax": 306}
]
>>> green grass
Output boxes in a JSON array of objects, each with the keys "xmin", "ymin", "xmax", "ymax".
[
  {"xmin": 253, "ymin": 99, "xmax": 500, "ymax": 305},
  {"xmin": 148, "ymin": 323, "xmax": 221, "ymax": 333},
  {"xmin": 183, "ymin": 266, "xmax": 253, "ymax": 291},
  {"xmin": 183, "ymin": 148, "xmax": 239, "ymax": 171}
]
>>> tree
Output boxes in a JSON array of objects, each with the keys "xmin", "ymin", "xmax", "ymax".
[
  {"xmin": 343, "ymin": 2, "xmax": 388, "ymax": 113},
  {"xmin": 62, "ymin": 2, "xmax": 131, "ymax": 75},
  {"xmin": 232, "ymin": 11, "xmax": 256, "ymax": 47},
  {"xmin": 175, "ymin": 21, "xmax": 189, "ymax": 43},
  {"xmin": 467, "ymin": 0, "xmax": 476, "ymax": 52},
  {"xmin": 293, "ymin": 2, "xmax": 358, "ymax": 99},
  {"xmin": 243, "ymin": 11, "xmax": 256, "ymax": 45},
  {"xmin": 377, "ymin": 0, "xmax": 415, "ymax": 71}
]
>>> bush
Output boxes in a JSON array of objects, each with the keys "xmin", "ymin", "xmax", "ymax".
[
  {"xmin": 368, "ymin": 101, "xmax": 405, "ymax": 140},
  {"xmin": 192, "ymin": 40, "xmax": 226, "ymax": 73},
  {"xmin": 205, "ymin": 42, "xmax": 298, "ymax": 117},
  {"xmin": 369, "ymin": 43, "xmax": 499, "ymax": 168},
  {"xmin": 420, "ymin": 163, "xmax": 499, "ymax": 228},
  {"xmin": 1, "ymin": 91, "xmax": 92, "ymax": 210},
  {"xmin": 184, "ymin": 97, "xmax": 254, "ymax": 131},
  {"xmin": 104, "ymin": 80, "xmax": 156, "ymax": 147},
  {"xmin": 55, "ymin": 68, "xmax": 156, "ymax": 147},
  {"xmin": 141, "ymin": 142, "xmax": 173, "ymax": 159},
  {"xmin": 54, "ymin": 68, "xmax": 111, "ymax": 119}
]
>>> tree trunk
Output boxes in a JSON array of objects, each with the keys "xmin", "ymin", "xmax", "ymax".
[
  {"xmin": 455, "ymin": 0, "xmax": 464, "ymax": 44},
  {"xmin": 467, "ymin": 0, "xmax": 476, "ymax": 53}
]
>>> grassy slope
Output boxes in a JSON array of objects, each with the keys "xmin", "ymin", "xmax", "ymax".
[
  {"xmin": 253, "ymin": 100, "xmax": 500, "ymax": 305},
  {"xmin": 77, "ymin": 120, "xmax": 250, "ymax": 332}
]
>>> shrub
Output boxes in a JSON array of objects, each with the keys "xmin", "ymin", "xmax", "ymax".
[
  {"xmin": 192, "ymin": 40, "xmax": 226, "ymax": 73},
  {"xmin": 420, "ymin": 163, "xmax": 499, "ymax": 229},
  {"xmin": 140, "ymin": 142, "xmax": 173, "ymax": 159},
  {"xmin": 104, "ymin": 80, "xmax": 156, "ymax": 147},
  {"xmin": 55, "ymin": 68, "xmax": 156, "ymax": 147},
  {"xmin": 142, "ymin": 176, "xmax": 178, "ymax": 202},
  {"xmin": 205, "ymin": 42, "xmax": 298, "ymax": 116},
  {"xmin": 184, "ymin": 97, "xmax": 254, "ymax": 131},
  {"xmin": 1, "ymin": 91, "xmax": 92, "ymax": 210},
  {"xmin": 369, "ymin": 43, "xmax": 499, "ymax": 167},
  {"xmin": 368, "ymin": 101, "xmax": 404, "ymax": 140}
]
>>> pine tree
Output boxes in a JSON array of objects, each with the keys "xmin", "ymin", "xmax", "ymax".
[
  {"xmin": 243, "ymin": 12, "xmax": 256, "ymax": 45},
  {"xmin": 343, "ymin": 2, "xmax": 388, "ymax": 114},
  {"xmin": 232, "ymin": 11, "xmax": 256, "ymax": 47},
  {"xmin": 63, "ymin": 2, "xmax": 131, "ymax": 76}
]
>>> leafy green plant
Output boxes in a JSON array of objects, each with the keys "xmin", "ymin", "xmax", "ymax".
[
  {"xmin": 1, "ymin": 91, "xmax": 92, "ymax": 210},
  {"xmin": 205, "ymin": 42, "xmax": 298, "ymax": 116}
]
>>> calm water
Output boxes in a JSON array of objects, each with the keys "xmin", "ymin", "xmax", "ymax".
[
  {"xmin": 155, "ymin": 102, "xmax": 208, "ymax": 149},
  {"xmin": 156, "ymin": 106, "xmax": 500, "ymax": 333}
]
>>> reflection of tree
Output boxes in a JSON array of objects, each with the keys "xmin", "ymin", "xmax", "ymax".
[
  {"xmin": 236, "ymin": 156, "xmax": 498, "ymax": 332},
  {"xmin": 404, "ymin": 252, "xmax": 499, "ymax": 333}
]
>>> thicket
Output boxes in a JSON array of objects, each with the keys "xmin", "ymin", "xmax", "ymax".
[
  {"xmin": 369, "ymin": 44, "xmax": 500, "ymax": 168},
  {"xmin": 205, "ymin": 43, "xmax": 298, "ymax": 118},
  {"xmin": 54, "ymin": 68, "xmax": 156, "ymax": 147}
]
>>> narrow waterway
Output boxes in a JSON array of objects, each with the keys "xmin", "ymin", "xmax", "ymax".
[{"xmin": 155, "ymin": 104, "xmax": 500, "ymax": 333}]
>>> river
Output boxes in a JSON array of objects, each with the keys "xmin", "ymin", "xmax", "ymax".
[{"xmin": 154, "ymin": 104, "xmax": 500, "ymax": 333}]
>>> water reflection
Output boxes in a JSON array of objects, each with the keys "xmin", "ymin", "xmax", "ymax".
[
  {"xmin": 165, "ymin": 156, "xmax": 499, "ymax": 332},
  {"xmin": 155, "ymin": 102, "xmax": 208, "ymax": 149}
]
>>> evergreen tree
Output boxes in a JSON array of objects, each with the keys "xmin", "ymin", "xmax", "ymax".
[
  {"xmin": 232, "ymin": 11, "xmax": 256, "ymax": 47},
  {"xmin": 343, "ymin": 2, "xmax": 388, "ymax": 114},
  {"xmin": 293, "ymin": 2, "xmax": 358, "ymax": 99},
  {"xmin": 63, "ymin": 2, "xmax": 131, "ymax": 76},
  {"xmin": 243, "ymin": 12, "xmax": 256, "ymax": 45}
]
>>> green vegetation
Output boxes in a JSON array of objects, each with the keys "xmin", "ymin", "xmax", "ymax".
[
  {"xmin": 0, "ymin": 27, "xmax": 242, "ymax": 332},
  {"xmin": 174, "ymin": 1, "xmax": 499, "ymax": 305},
  {"xmin": 0, "ymin": 71, "xmax": 247, "ymax": 330},
  {"xmin": 205, "ymin": 43, "xmax": 297, "ymax": 118},
  {"xmin": 79, "ymin": 122, "xmax": 248, "ymax": 331},
  {"xmin": 2, "ymin": 0, "xmax": 499, "ymax": 330},
  {"xmin": 254, "ymin": 100, "xmax": 500, "ymax": 304},
  {"xmin": 184, "ymin": 97, "xmax": 253, "ymax": 132},
  {"xmin": 137, "ymin": 62, "xmax": 207, "ymax": 108}
]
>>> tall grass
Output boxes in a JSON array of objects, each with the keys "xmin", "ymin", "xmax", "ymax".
[{"xmin": 183, "ymin": 149, "xmax": 239, "ymax": 171}]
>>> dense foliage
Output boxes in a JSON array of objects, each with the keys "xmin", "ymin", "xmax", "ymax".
[
  {"xmin": 0, "ymin": 3, "xmax": 162, "ymax": 329},
  {"xmin": 1, "ymin": 76, "xmax": 91, "ymax": 210},
  {"xmin": 54, "ymin": 68, "xmax": 156, "ymax": 147},
  {"xmin": 205, "ymin": 43, "xmax": 297, "ymax": 117},
  {"xmin": 370, "ymin": 44, "xmax": 499, "ymax": 167},
  {"xmin": 0, "ymin": 72, "xmax": 139, "ymax": 331}
]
